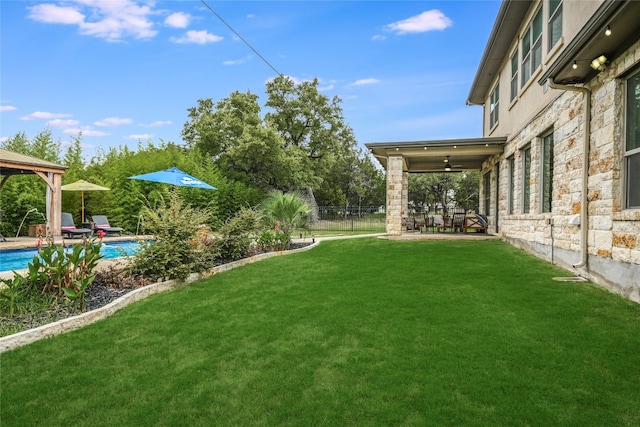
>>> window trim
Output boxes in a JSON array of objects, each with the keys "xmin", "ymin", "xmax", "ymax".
[
  {"xmin": 521, "ymin": 7, "xmax": 543, "ymax": 88},
  {"xmin": 510, "ymin": 51, "xmax": 519, "ymax": 103},
  {"xmin": 624, "ymin": 68, "xmax": 640, "ymax": 209},
  {"xmin": 548, "ymin": 0, "xmax": 562, "ymax": 52},
  {"xmin": 508, "ymin": 156, "xmax": 515, "ymax": 214},
  {"xmin": 489, "ymin": 83, "xmax": 500, "ymax": 129},
  {"xmin": 522, "ymin": 146, "xmax": 531, "ymax": 213},
  {"xmin": 541, "ymin": 131, "xmax": 554, "ymax": 213}
]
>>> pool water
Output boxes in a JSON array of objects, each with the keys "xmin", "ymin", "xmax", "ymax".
[{"xmin": 0, "ymin": 241, "xmax": 143, "ymax": 272}]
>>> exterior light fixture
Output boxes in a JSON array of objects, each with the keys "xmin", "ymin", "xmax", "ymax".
[
  {"xmin": 605, "ymin": 25, "xmax": 611, "ymax": 36},
  {"xmin": 572, "ymin": 60, "xmax": 578, "ymax": 69},
  {"xmin": 444, "ymin": 155, "xmax": 451, "ymax": 171},
  {"xmin": 590, "ymin": 55, "xmax": 608, "ymax": 71}
]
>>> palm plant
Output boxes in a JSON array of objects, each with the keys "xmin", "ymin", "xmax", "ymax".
[{"xmin": 261, "ymin": 191, "xmax": 311, "ymax": 239}]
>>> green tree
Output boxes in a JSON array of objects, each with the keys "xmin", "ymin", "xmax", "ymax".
[{"xmin": 265, "ymin": 76, "xmax": 359, "ymax": 198}]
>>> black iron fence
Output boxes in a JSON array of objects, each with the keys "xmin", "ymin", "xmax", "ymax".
[{"xmin": 309, "ymin": 206, "xmax": 386, "ymax": 233}]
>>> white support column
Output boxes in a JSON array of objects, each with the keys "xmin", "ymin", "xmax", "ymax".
[{"xmin": 386, "ymin": 155, "xmax": 404, "ymax": 235}]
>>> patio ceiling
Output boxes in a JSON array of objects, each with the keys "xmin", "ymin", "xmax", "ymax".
[
  {"xmin": 539, "ymin": 0, "xmax": 640, "ymax": 85},
  {"xmin": 366, "ymin": 137, "xmax": 507, "ymax": 173}
]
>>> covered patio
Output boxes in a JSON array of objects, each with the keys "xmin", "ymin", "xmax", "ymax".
[
  {"xmin": 366, "ymin": 137, "xmax": 506, "ymax": 235},
  {"xmin": 0, "ymin": 149, "xmax": 68, "ymax": 238}
]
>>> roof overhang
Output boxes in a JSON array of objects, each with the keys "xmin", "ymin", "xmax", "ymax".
[
  {"xmin": 365, "ymin": 137, "xmax": 507, "ymax": 173},
  {"xmin": 467, "ymin": 0, "xmax": 533, "ymax": 105},
  {"xmin": 0, "ymin": 148, "xmax": 67, "ymax": 177},
  {"xmin": 539, "ymin": 0, "xmax": 640, "ymax": 86}
]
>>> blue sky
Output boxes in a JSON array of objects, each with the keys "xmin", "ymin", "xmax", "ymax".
[{"xmin": 1, "ymin": 1, "xmax": 501, "ymax": 159}]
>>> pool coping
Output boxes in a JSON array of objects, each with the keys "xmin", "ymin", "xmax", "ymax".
[{"xmin": 0, "ymin": 240, "xmax": 321, "ymax": 353}]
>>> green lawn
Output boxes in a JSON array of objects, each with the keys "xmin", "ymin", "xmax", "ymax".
[{"xmin": 2, "ymin": 238, "xmax": 640, "ymax": 426}]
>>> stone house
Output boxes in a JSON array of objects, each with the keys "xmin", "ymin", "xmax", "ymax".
[{"xmin": 366, "ymin": 0, "xmax": 640, "ymax": 302}]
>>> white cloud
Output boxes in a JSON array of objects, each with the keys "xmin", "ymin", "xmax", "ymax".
[
  {"xmin": 28, "ymin": 1, "xmax": 158, "ymax": 41},
  {"xmin": 126, "ymin": 133, "xmax": 152, "ymax": 140},
  {"xmin": 64, "ymin": 128, "xmax": 108, "ymax": 137},
  {"xmin": 386, "ymin": 10, "xmax": 452, "ymax": 34},
  {"xmin": 140, "ymin": 120, "xmax": 172, "ymax": 127},
  {"xmin": 94, "ymin": 117, "xmax": 133, "ymax": 127},
  {"xmin": 172, "ymin": 30, "xmax": 223, "ymax": 45},
  {"xmin": 0, "ymin": 136, "xmax": 10, "ymax": 143},
  {"xmin": 47, "ymin": 119, "xmax": 80, "ymax": 128},
  {"xmin": 372, "ymin": 34, "xmax": 386, "ymax": 41},
  {"xmin": 165, "ymin": 12, "xmax": 190, "ymax": 29},
  {"xmin": 0, "ymin": 105, "xmax": 17, "ymax": 112},
  {"xmin": 28, "ymin": 4, "xmax": 84, "ymax": 25},
  {"xmin": 223, "ymin": 55, "xmax": 251, "ymax": 66},
  {"xmin": 350, "ymin": 78, "xmax": 380, "ymax": 86},
  {"xmin": 21, "ymin": 111, "xmax": 72, "ymax": 120}
]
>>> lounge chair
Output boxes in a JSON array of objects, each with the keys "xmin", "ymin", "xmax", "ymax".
[
  {"xmin": 92, "ymin": 215, "xmax": 123, "ymax": 236},
  {"xmin": 61, "ymin": 212, "xmax": 92, "ymax": 238}
]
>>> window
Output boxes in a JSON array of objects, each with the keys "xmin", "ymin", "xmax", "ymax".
[
  {"xmin": 510, "ymin": 53, "xmax": 518, "ymax": 102},
  {"xmin": 542, "ymin": 133, "xmax": 554, "ymax": 212},
  {"xmin": 548, "ymin": 0, "xmax": 562, "ymax": 51},
  {"xmin": 483, "ymin": 172, "xmax": 491, "ymax": 215},
  {"xmin": 521, "ymin": 8, "xmax": 542, "ymax": 87},
  {"xmin": 490, "ymin": 83, "xmax": 499, "ymax": 128},
  {"xmin": 522, "ymin": 147, "xmax": 531, "ymax": 213},
  {"xmin": 625, "ymin": 69, "xmax": 640, "ymax": 208},
  {"xmin": 508, "ymin": 156, "xmax": 515, "ymax": 214}
]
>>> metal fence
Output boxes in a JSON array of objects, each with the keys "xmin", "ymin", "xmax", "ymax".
[{"xmin": 309, "ymin": 206, "xmax": 386, "ymax": 233}]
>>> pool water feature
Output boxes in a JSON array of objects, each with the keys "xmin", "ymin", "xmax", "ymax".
[{"xmin": 0, "ymin": 241, "xmax": 143, "ymax": 272}]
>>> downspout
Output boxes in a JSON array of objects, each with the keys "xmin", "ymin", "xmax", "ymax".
[{"xmin": 547, "ymin": 78, "xmax": 590, "ymax": 268}]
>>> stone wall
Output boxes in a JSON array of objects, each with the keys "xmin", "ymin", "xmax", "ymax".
[{"xmin": 483, "ymin": 40, "xmax": 640, "ymax": 303}]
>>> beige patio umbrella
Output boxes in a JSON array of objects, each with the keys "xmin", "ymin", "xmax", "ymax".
[{"xmin": 61, "ymin": 179, "xmax": 110, "ymax": 223}]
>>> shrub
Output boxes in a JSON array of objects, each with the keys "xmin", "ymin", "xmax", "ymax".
[
  {"xmin": 127, "ymin": 192, "xmax": 214, "ymax": 281},
  {"xmin": 212, "ymin": 206, "xmax": 262, "ymax": 261}
]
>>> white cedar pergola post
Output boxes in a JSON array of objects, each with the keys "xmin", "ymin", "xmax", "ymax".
[{"xmin": 386, "ymin": 154, "xmax": 404, "ymax": 235}]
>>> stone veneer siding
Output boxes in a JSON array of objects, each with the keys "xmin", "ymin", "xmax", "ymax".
[
  {"xmin": 386, "ymin": 155, "xmax": 405, "ymax": 235},
  {"xmin": 483, "ymin": 40, "xmax": 640, "ymax": 303}
]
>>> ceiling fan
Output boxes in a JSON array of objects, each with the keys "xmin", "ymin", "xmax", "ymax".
[{"xmin": 443, "ymin": 156, "xmax": 462, "ymax": 171}]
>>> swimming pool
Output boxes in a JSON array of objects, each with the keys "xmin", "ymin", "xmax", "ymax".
[{"xmin": 0, "ymin": 241, "xmax": 143, "ymax": 272}]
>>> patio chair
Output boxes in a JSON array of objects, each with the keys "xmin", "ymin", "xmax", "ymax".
[
  {"xmin": 452, "ymin": 210, "xmax": 466, "ymax": 233},
  {"xmin": 413, "ymin": 213, "xmax": 426, "ymax": 232},
  {"xmin": 61, "ymin": 212, "xmax": 92, "ymax": 238},
  {"xmin": 92, "ymin": 215, "xmax": 123, "ymax": 236},
  {"xmin": 402, "ymin": 217, "xmax": 414, "ymax": 231},
  {"xmin": 424, "ymin": 215, "xmax": 436, "ymax": 233},
  {"xmin": 432, "ymin": 215, "xmax": 444, "ymax": 232}
]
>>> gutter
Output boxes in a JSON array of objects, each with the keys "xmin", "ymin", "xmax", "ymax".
[{"xmin": 546, "ymin": 78, "xmax": 591, "ymax": 268}]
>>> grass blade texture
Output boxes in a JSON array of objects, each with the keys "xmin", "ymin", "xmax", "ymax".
[{"xmin": 2, "ymin": 238, "xmax": 640, "ymax": 426}]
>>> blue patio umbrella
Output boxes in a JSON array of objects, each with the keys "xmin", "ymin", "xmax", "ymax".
[{"xmin": 128, "ymin": 167, "xmax": 217, "ymax": 190}]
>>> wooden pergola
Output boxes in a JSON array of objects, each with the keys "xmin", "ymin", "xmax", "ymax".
[{"xmin": 0, "ymin": 149, "xmax": 68, "ymax": 237}]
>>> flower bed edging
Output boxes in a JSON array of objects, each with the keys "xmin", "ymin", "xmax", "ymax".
[{"xmin": 0, "ymin": 240, "xmax": 319, "ymax": 353}]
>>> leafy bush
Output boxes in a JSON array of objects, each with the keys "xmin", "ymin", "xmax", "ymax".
[
  {"xmin": 127, "ymin": 192, "xmax": 215, "ymax": 281},
  {"xmin": 212, "ymin": 207, "xmax": 262, "ymax": 261},
  {"xmin": 20, "ymin": 235, "xmax": 104, "ymax": 310},
  {"xmin": 256, "ymin": 228, "xmax": 290, "ymax": 251}
]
